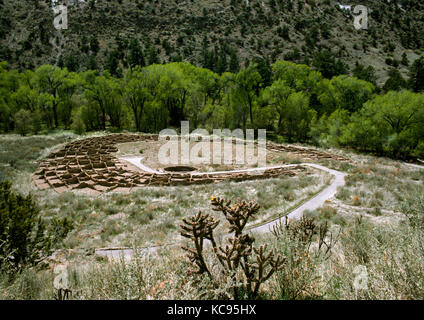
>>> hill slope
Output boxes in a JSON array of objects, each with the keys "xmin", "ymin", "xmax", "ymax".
[{"xmin": 0, "ymin": 0, "xmax": 423, "ymax": 84}]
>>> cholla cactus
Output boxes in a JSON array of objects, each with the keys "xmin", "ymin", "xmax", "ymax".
[
  {"xmin": 272, "ymin": 215, "xmax": 337, "ymax": 259},
  {"xmin": 180, "ymin": 211, "xmax": 219, "ymax": 277},
  {"xmin": 180, "ymin": 196, "xmax": 286, "ymax": 299},
  {"xmin": 286, "ymin": 216, "xmax": 317, "ymax": 245},
  {"xmin": 211, "ymin": 197, "xmax": 260, "ymax": 236}
]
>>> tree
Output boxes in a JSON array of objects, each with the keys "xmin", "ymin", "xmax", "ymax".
[
  {"xmin": 401, "ymin": 52, "xmax": 409, "ymax": 66},
  {"xmin": 272, "ymin": 60, "xmax": 322, "ymax": 93},
  {"xmin": 128, "ymin": 38, "xmax": 145, "ymax": 68},
  {"xmin": 352, "ymin": 63, "xmax": 377, "ymax": 85},
  {"xmin": 37, "ymin": 92, "xmax": 55, "ymax": 129},
  {"xmin": 86, "ymin": 55, "xmax": 98, "ymax": 71},
  {"xmin": 155, "ymin": 63, "xmax": 191, "ymax": 127},
  {"xmin": 105, "ymin": 50, "xmax": 121, "ymax": 77},
  {"xmin": 34, "ymin": 65, "xmax": 68, "ymax": 128},
  {"xmin": 0, "ymin": 182, "xmax": 73, "ymax": 271},
  {"xmin": 283, "ymin": 91, "xmax": 315, "ymax": 142},
  {"xmin": 383, "ymin": 69, "xmax": 407, "ymax": 92},
  {"xmin": 216, "ymin": 48, "xmax": 228, "ymax": 74},
  {"xmin": 0, "ymin": 62, "xmax": 18, "ymax": 132},
  {"xmin": 251, "ymin": 57, "xmax": 272, "ymax": 87},
  {"xmin": 309, "ymin": 108, "xmax": 350, "ymax": 146},
  {"xmin": 263, "ymin": 79, "xmax": 293, "ymax": 132},
  {"xmin": 179, "ymin": 64, "xmax": 220, "ymax": 127},
  {"xmin": 122, "ymin": 67, "xmax": 152, "ymax": 132},
  {"xmin": 57, "ymin": 72, "xmax": 81, "ymax": 129},
  {"xmin": 409, "ymin": 55, "xmax": 424, "ymax": 92},
  {"xmin": 312, "ymin": 50, "xmax": 349, "ymax": 79},
  {"xmin": 71, "ymin": 111, "xmax": 86, "ymax": 135},
  {"xmin": 231, "ymin": 64, "xmax": 262, "ymax": 129},
  {"xmin": 83, "ymin": 71, "xmax": 122, "ymax": 130},
  {"xmin": 229, "ymin": 49, "xmax": 240, "ymax": 73},
  {"xmin": 11, "ymin": 85, "xmax": 38, "ymax": 112},
  {"xmin": 341, "ymin": 91, "xmax": 424, "ymax": 158},
  {"xmin": 64, "ymin": 51, "xmax": 79, "ymax": 72},
  {"xmin": 315, "ymin": 75, "xmax": 374, "ymax": 114},
  {"xmin": 90, "ymin": 35, "xmax": 100, "ymax": 54},
  {"xmin": 147, "ymin": 46, "xmax": 160, "ymax": 65},
  {"xmin": 14, "ymin": 109, "xmax": 32, "ymax": 136}
]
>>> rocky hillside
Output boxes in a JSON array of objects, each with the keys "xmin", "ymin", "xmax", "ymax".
[{"xmin": 0, "ymin": 0, "xmax": 423, "ymax": 84}]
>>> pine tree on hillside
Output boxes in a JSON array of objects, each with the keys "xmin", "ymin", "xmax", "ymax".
[{"xmin": 128, "ymin": 38, "xmax": 145, "ymax": 68}]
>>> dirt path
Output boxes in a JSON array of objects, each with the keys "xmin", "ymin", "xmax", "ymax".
[
  {"xmin": 95, "ymin": 163, "xmax": 347, "ymax": 260},
  {"xmin": 250, "ymin": 163, "xmax": 346, "ymax": 233},
  {"xmin": 120, "ymin": 156, "xmax": 162, "ymax": 174},
  {"xmin": 404, "ymin": 163, "xmax": 424, "ymax": 170}
]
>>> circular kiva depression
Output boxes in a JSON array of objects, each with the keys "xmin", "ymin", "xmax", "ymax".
[{"xmin": 163, "ymin": 166, "xmax": 197, "ymax": 173}]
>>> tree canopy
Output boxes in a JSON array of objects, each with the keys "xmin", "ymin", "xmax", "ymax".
[{"xmin": 1, "ymin": 57, "xmax": 424, "ymax": 159}]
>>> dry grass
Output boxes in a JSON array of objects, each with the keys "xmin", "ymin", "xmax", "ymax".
[{"xmin": 0, "ymin": 132, "xmax": 423, "ymax": 300}]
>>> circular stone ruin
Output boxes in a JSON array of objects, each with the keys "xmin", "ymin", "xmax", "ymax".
[
  {"xmin": 32, "ymin": 133, "xmax": 349, "ymax": 195},
  {"xmin": 163, "ymin": 166, "xmax": 197, "ymax": 173}
]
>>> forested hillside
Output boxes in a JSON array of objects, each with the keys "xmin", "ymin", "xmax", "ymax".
[{"xmin": 0, "ymin": 0, "xmax": 423, "ymax": 85}]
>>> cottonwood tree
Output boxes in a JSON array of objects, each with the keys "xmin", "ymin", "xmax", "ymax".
[
  {"xmin": 11, "ymin": 85, "xmax": 38, "ymax": 113},
  {"xmin": 263, "ymin": 79, "xmax": 293, "ymax": 132},
  {"xmin": 283, "ymin": 91, "xmax": 316, "ymax": 142},
  {"xmin": 341, "ymin": 90, "xmax": 424, "ymax": 158},
  {"xmin": 153, "ymin": 63, "xmax": 192, "ymax": 127},
  {"xmin": 272, "ymin": 60, "xmax": 322, "ymax": 93},
  {"xmin": 34, "ymin": 65, "xmax": 68, "ymax": 128},
  {"xmin": 122, "ymin": 67, "xmax": 152, "ymax": 132},
  {"xmin": 231, "ymin": 64, "xmax": 262, "ymax": 129},
  {"xmin": 14, "ymin": 109, "xmax": 32, "ymax": 136},
  {"xmin": 315, "ymin": 75, "xmax": 374, "ymax": 114},
  {"xmin": 0, "ymin": 62, "xmax": 20, "ymax": 132},
  {"xmin": 83, "ymin": 71, "xmax": 122, "ymax": 130},
  {"xmin": 57, "ymin": 72, "xmax": 82, "ymax": 129}
]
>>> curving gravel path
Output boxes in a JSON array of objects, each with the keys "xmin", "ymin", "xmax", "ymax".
[
  {"xmin": 95, "ymin": 162, "xmax": 347, "ymax": 260},
  {"xmin": 120, "ymin": 156, "xmax": 162, "ymax": 174},
  {"xmin": 404, "ymin": 163, "xmax": 424, "ymax": 170},
  {"xmin": 250, "ymin": 163, "xmax": 347, "ymax": 233}
]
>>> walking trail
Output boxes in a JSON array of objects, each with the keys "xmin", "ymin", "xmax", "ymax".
[{"xmin": 95, "ymin": 162, "xmax": 347, "ymax": 260}]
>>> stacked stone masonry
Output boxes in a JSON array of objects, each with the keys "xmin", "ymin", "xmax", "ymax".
[{"xmin": 33, "ymin": 134, "xmax": 349, "ymax": 195}]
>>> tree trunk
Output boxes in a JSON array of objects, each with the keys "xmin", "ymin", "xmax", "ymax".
[{"xmin": 53, "ymin": 100, "xmax": 59, "ymax": 128}]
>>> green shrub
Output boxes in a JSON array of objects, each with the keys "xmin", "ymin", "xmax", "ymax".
[
  {"xmin": 71, "ymin": 113, "xmax": 86, "ymax": 135},
  {"xmin": 0, "ymin": 181, "xmax": 51, "ymax": 270}
]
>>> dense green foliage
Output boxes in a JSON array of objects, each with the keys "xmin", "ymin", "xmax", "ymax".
[
  {"xmin": 1, "ymin": 56, "xmax": 423, "ymax": 159},
  {"xmin": 0, "ymin": 181, "xmax": 49, "ymax": 269},
  {"xmin": 0, "ymin": 181, "xmax": 73, "ymax": 271}
]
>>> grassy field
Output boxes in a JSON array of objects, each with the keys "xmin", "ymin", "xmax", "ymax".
[{"xmin": 0, "ymin": 132, "xmax": 423, "ymax": 300}]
